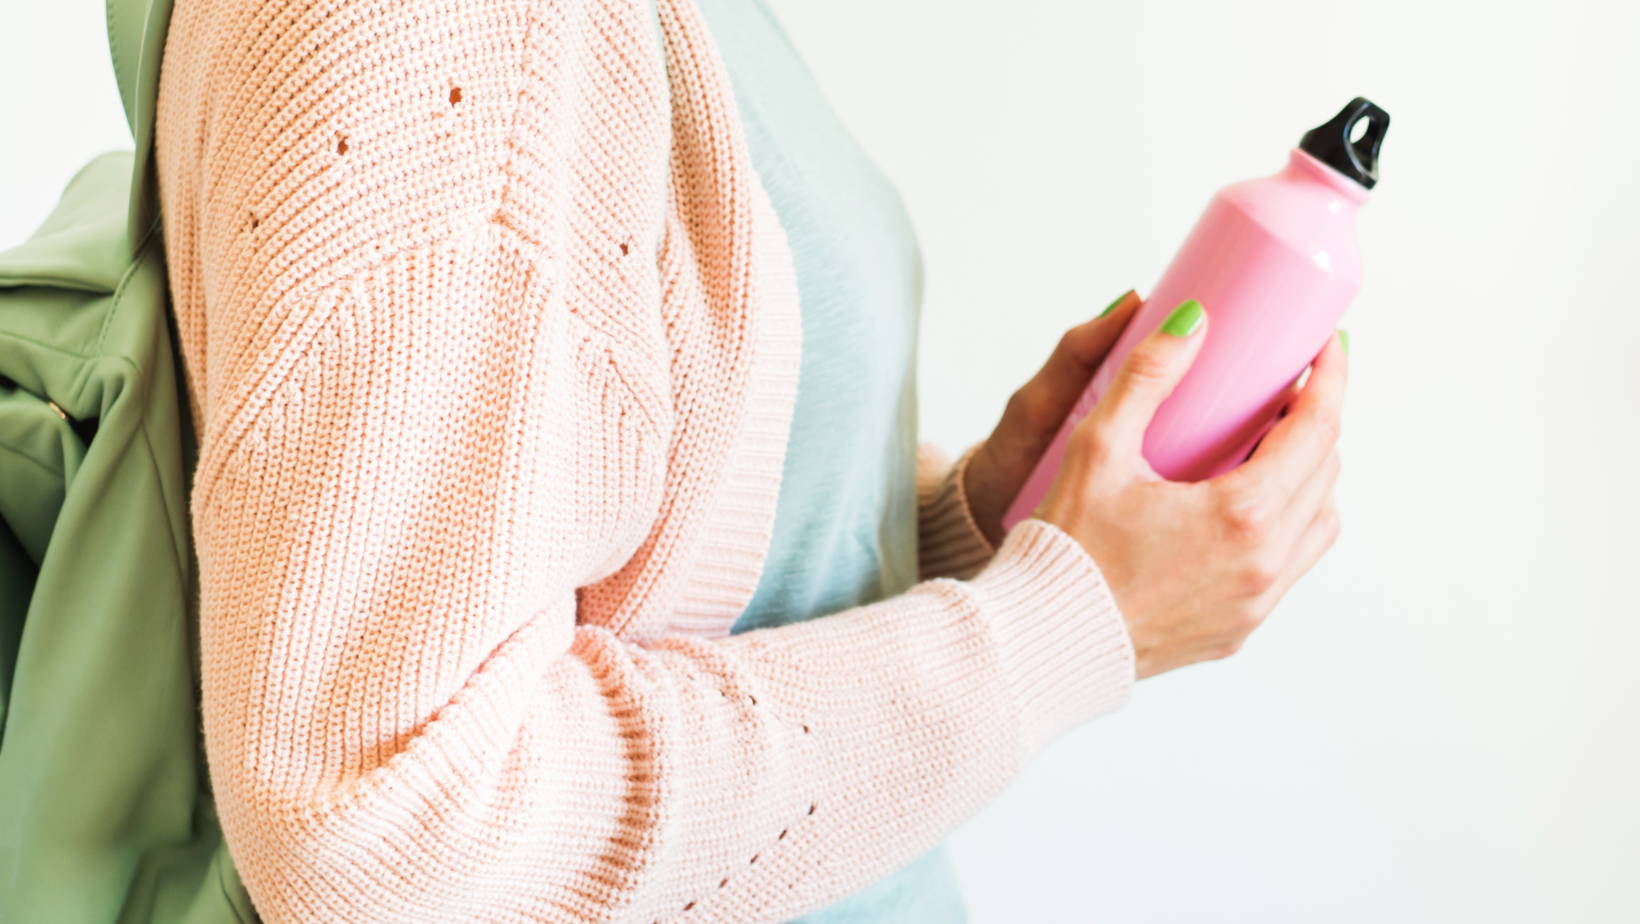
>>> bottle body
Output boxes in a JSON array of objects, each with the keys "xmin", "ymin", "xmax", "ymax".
[{"xmin": 1002, "ymin": 148, "xmax": 1368, "ymax": 531}]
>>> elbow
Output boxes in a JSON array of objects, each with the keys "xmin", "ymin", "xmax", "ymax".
[{"xmin": 209, "ymin": 771, "xmax": 345, "ymax": 922}]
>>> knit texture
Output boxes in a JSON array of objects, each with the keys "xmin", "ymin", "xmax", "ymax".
[{"xmin": 152, "ymin": 0, "xmax": 1136, "ymax": 920}]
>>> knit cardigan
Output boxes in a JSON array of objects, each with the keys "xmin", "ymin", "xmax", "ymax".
[{"xmin": 151, "ymin": 0, "xmax": 1137, "ymax": 920}]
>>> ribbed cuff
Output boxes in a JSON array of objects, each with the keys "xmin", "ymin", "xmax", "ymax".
[
  {"xmin": 917, "ymin": 442, "xmax": 999, "ymax": 582},
  {"xmin": 963, "ymin": 516, "xmax": 1136, "ymax": 756}
]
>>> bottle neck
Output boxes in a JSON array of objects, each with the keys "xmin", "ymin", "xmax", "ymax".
[{"xmin": 1286, "ymin": 148, "xmax": 1372, "ymax": 204}]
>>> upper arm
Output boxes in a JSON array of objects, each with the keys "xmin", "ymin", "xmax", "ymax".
[
  {"xmin": 168, "ymin": 0, "xmax": 675, "ymax": 464},
  {"xmin": 167, "ymin": 0, "xmax": 679, "ymax": 781}
]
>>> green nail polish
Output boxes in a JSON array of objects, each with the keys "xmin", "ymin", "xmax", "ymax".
[
  {"xmin": 1161, "ymin": 299, "xmax": 1204, "ymax": 337},
  {"xmin": 1337, "ymin": 329, "xmax": 1350, "ymax": 356},
  {"xmin": 1097, "ymin": 290, "xmax": 1132, "ymax": 319}
]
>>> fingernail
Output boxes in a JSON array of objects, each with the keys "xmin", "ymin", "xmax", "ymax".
[
  {"xmin": 1160, "ymin": 299, "xmax": 1204, "ymax": 337},
  {"xmin": 1097, "ymin": 289, "xmax": 1135, "ymax": 319},
  {"xmin": 1337, "ymin": 329, "xmax": 1350, "ymax": 356}
]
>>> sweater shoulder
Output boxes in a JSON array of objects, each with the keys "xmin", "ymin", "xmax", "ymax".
[{"xmin": 157, "ymin": 0, "xmax": 674, "ymax": 299}]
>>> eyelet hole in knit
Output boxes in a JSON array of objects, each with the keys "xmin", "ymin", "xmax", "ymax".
[
  {"xmin": 679, "ymin": 805, "xmax": 819, "ymax": 914},
  {"xmin": 449, "ymin": 85, "xmax": 463, "ymax": 105}
]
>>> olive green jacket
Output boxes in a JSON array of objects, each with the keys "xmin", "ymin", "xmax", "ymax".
[{"xmin": 0, "ymin": 0, "xmax": 255, "ymax": 920}]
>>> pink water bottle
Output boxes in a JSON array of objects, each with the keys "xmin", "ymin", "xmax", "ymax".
[{"xmin": 1002, "ymin": 97, "xmax": 1390, "ymax": 531}]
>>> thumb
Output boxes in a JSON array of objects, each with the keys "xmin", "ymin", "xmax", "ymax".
[{"xmin": 1080, "ymin": 299, "xmax": 1208, "ymax": 466}]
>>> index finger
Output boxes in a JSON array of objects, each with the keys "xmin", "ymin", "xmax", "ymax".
[
  {"xmin": 1214, "ymin": 332, "xmax": 1349, "ymax": 503},
  {"xmin": 993, "ymin": 289, "xmax": 1143, "ymax": 449}
]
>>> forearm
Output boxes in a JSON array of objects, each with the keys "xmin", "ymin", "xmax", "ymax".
[{"xmin": 207, "ymin": 519, "xmax": 1132, "ymax": 922}]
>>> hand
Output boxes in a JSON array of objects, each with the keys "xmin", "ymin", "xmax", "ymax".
[
  {"xmin": 964, "ymin": 289, "xmax": 1146, "ymax": 546},
  {"xmin": 1032, "ymin": 301, "xmax": 1347, "ymax": 679}
]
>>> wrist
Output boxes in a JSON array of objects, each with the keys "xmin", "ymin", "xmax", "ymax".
[
  {"xmin": 963, "ymin": 517, "xmax": 1137, "ymax": 751},
  {"xmin": 961, "ymin": 440, "xmax": 1010, "ymax": 547},
  {"xmin": 917, "ymin": 442, "xmax": 999, "ymax": 581}
]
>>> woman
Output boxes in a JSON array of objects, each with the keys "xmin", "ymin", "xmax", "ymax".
[{"xmin": 151, "ymin": 0, "xmax": 1345, "ymax": 920}]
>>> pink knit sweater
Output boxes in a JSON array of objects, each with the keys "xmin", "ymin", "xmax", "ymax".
[{"xmin": 152, "ymin": 0, "xmax": 1136, "ymax": 920}]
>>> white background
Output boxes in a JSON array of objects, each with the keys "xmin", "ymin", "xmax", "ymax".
[{"xmin": 6, "ymin": 1, "xmax": 1637, "ymax": 921}]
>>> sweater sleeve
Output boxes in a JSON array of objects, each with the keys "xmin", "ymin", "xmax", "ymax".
[
  {"xmin": 167, "ymin": 3, "xmax": 1137, "ymax": 921},
  {"xmin": 196, "ymin": 300, "xmax": 1135, "ymax": 921},
  {"xmin": 916, "ymin": 441, "xmax": 1001, "ymax": 581},
  {"xmin": 188, "ymin": 249, "xmax": 1139, "ymax": 924}
]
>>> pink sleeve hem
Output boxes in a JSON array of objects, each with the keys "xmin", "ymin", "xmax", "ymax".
[
  {"xmin": 964, "ymin": 516, "xmax": 1136, "ymax": 753},
  {"xmin": 917, "ymin": 441, "xmax": 999, "ymax": 581}
]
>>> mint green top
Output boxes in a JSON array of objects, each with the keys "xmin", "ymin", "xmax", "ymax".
[{"xmin": 694, "ymin": 1, "xmax": 968, "ymax": 921}]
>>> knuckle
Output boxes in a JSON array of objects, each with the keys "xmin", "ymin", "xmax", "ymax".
[
  {"xmin": 1240, "ymin": 605, "xmax": 1268, "ymax": 634},
  {"xmin": 1220, "ymin": 605, "xmax": 1267, "ymax": 654},
  {"xmin": 1007, "ymin": 385, "xmax": 1051, "ymax": 430},
  {"xmin": 1004, "ymin": 387, "xmax": 1030, "ymax": 419},
  {"xmin": 1122, "ymin": 346, "xmax": 1174, "ymax": 388},
  {"xmin": 1068, "ymin": 418, "xmax": 1116, "ymax": 458},
  {"xmin": 1239, "ymin": 560, "xmax": 1280, "ymax": 596},
  {"xmin": 1057, "ymin": 327, "xmax": 1082, "ymax": 355},
  {"xmin": 1214, "ymin": 638, "xmax": 1244, "ymax": 661},
  {"xmin": 1218, "ymin": 495, "xmax": 1271, "ymax": 545}
]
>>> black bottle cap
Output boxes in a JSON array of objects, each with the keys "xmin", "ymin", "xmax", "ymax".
[{"xmin": 1298, "ymin": 97, "xmax": 1390, "ymax": 189}]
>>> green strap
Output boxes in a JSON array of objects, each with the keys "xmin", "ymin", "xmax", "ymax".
[{"xmin": 105, "ymin": 0, "xmax": 174, "ymax": 243}]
